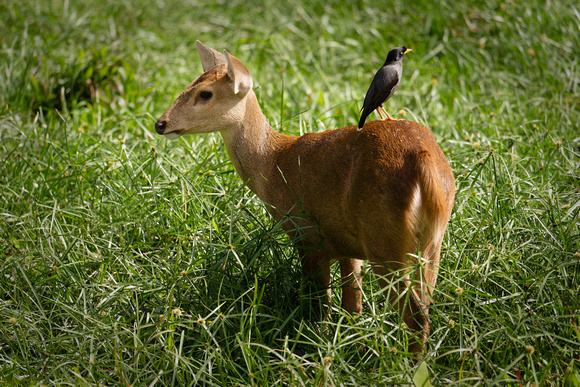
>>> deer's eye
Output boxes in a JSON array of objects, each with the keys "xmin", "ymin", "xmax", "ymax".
[{"xmin": 199, "ymin": 91, "xmax": 212, "ymax": 100}]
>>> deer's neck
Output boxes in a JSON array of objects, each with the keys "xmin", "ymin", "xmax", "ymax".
[{"xmin": 220, "ymin": 91, "xmax": 291, "ymax": 199}]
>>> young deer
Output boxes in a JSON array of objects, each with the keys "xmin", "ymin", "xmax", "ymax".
[{"xmin": 155, "ymin": 41, "xmax": 455, "ymax": 354}]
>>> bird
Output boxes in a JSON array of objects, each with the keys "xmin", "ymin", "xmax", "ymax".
[{"xmin": 358, "ymin": 47, "xmax": 412, "ymax": 131}]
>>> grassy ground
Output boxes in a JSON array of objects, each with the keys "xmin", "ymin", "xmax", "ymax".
[{"xmin": 1, "ymin": 0, "xmax": 579, "ymax": 385}]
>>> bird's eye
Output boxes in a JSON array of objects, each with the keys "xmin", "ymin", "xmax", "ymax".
[{"xmin": 199, "ymin": 91, "xmax": 212, "ymax": 100}]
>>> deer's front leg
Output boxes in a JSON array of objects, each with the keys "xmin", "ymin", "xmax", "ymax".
[
  {"xmin": 339, "ymin": 258, "xmax": 364, "ymax": 314},
  {"xmin": 300, "ymin": 248, "xmax": 332, "ymax": 320}
]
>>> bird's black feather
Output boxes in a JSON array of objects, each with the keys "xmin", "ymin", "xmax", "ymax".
[{"xmin": 358, "ymin": 47, "xmax": 410, "ymax": 130}]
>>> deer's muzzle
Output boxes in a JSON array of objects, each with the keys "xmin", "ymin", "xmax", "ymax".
[{"xmin": 155, "ymin": 120, "xmax": 166, "ymax": 134}]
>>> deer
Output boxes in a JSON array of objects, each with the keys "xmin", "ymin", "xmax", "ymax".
[{"xmin": 154, "ymin": 41, "xmax": 455, "ymax": 355}]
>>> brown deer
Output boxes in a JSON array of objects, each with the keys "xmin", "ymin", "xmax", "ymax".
[{"xmin": 155, "ymin": 41, "xmax": 455, "ymax": 354}]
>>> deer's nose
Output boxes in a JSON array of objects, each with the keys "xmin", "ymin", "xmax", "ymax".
[{"xmin": 155, "ymin": 120, "xmax": 166, "ymax": 134}]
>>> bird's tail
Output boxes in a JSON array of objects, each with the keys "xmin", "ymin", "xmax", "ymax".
[{"xmin": 357, "ymin": 114, "xmax": 367, "ymax": 131}]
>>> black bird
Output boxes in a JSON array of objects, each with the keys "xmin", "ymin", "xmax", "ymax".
[{"xmin": 358, "ymin": 47, "xmax": 412, "ymax": 131}]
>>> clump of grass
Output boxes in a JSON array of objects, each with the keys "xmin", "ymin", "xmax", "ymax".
[
  {"xmin": 1, "ymin": 0, "xmax": 579, "ymax": 385},
  {"xmin": 26, "ymin": 46, "xmax": 134, "ymax": 113}
]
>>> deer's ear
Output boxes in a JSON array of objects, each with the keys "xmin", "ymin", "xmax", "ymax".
[
  {"xmin": 224, "ymin": 49, "xmax": 253, "ymax": 96},
  {"xmin": 196, "ymin": 40, "xmax": 227, "ymax": 70}
]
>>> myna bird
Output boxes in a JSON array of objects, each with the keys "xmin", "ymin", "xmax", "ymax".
[{"xmin": 358, "ymin": 47, "xmax": 412, "ymax": 131}]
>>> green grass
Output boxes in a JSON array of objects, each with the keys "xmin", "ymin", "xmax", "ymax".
[{"xmin": 1, "ymin": 0, "xmax": 579, "ymax": 385}]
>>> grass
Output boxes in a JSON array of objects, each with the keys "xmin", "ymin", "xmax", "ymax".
[{"xmin": 1, "ymin": 0, "xmax": 579, "ymax": 385}]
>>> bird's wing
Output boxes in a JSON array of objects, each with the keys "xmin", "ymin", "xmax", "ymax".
[{"xmin": 368, "ymin": 67, "xmax": 400, "ymax": 107}]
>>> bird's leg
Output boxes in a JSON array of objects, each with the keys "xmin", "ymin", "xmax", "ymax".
[
  {"xmin": 375, "ymin": 107, "xmax": 385, "ymax": 120},
  {"xmin": 383, "ymin": 107, "xmax": 394, "ymax": 120},
  {"xmin": 380, "ymin": 106, "xmax": 403, "ymax": 121},
  {"xmin": 379, "ymin": 106, "xmax": 394, "ymax": 120}
]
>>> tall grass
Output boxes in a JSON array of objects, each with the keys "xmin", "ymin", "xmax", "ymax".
[{"xmin": 1, "ymin": 0, "xmax": 579, "ymax": 385}]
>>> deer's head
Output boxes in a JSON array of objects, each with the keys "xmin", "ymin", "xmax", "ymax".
[{"xmin": 155, "ymin": 41, "xmax": 254, "ymax": 139}]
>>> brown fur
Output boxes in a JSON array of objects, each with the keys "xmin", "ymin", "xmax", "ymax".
[{"xmin": 156, "ymin": 42, "xmax": 455, "ymax": 354}]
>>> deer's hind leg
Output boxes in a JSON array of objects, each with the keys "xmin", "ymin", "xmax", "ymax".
[
  {"xmin": 363, "ymin": 219, "xmax": 431, "ymax": 355},
  {"xmin": 370, "ymin": 261, "xmax": 430, "ymax": 354}
]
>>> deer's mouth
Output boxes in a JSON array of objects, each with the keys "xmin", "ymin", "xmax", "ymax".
[
  {"xmin": 155, "ymin": 120, "xmax": 183, "ymax": 139},
  {"xmin": 164, "ymin": 131, "xmax": 182, "ymax": 139}
]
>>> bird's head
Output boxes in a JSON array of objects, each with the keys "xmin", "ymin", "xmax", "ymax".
[{"xmin": 386, "ymin": 47, "xmax": 412, "ymax": 63}]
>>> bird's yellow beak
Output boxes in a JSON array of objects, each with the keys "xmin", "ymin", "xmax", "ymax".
[{"xmin": 404, "ymin": 48, "xmax": 413, "ymax": 55}]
